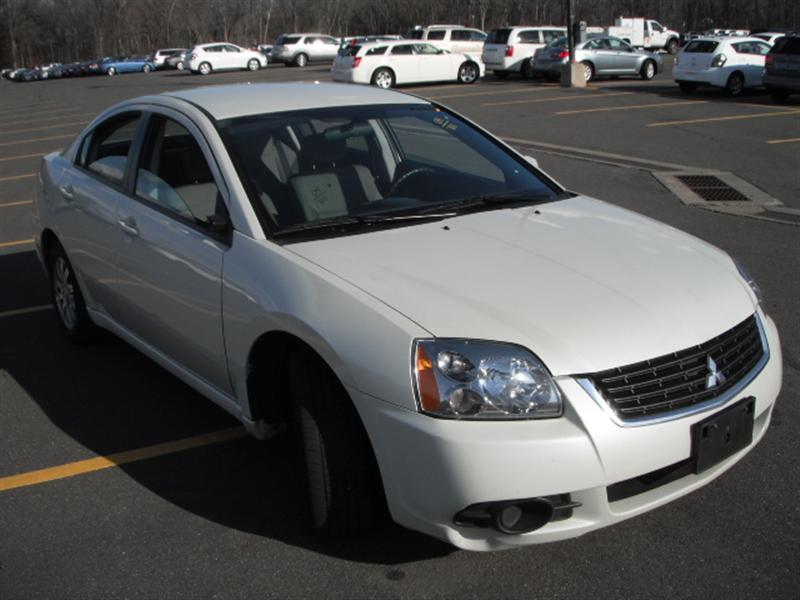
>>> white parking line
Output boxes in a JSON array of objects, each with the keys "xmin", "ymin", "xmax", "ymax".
[{"xmin": 0, "ymin": 305, "xmax": 51, "ymax": 319}]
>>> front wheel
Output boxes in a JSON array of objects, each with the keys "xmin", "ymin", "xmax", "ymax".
[
  {"xmin": 640, "ymin": 60, "xmax": 656, "ymax": 80},
  {"xmin": 106, "ymin": 67, "xmax": 116, "ymax": 76},
  {"xmin": 142, "ymin": 64, "xmax": 152, "ymax": 73},
  {"xmin": 198, "ymin": 61, "xmax": 212, "ymax": 76},
  {"xmin": 725, "ymin": 72, "xmax": 745, "ymax": 97},
  {"xmin": 176, "ymin": 61, "xmax": 184, "ymax": 71},
  {"xmin": 667, "ymin": 39, "xmax": 679, "ymax": 55},
  {"xmin": 49, "ymin": 244, "xmax": 96, "ymax": 343},
  {"xmin": 769, "ymin": 89, "xmax": 789, "ymax": 102},
  {"xmin": 458, "ymin": 62, "xmax": 479, "ymax": 84},
  {"xmin": 371, "ymin": 67, "xmax": 395, "ymax": 89},
  {"xmin": 287, "ymin": 349, "xmax": 384, "ymax": 538},
  {"xmin": 520, "ymin": 60, "xmax": 534, "ymax": 79},
  {"xmin": 247, "ymin": 58, "xmax": 260, "ymax": 71}
]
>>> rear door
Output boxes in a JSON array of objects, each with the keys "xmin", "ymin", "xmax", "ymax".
[
  {"xmin": 681, "ymin": 40, "xmax": 720, "ymax": 71},
  {"xmin": 111, "ymin": 111, "xmax": 232, "ymax": 394},
  {"xmin": 415, "ymin": 43, "xmax": 453, "ymax": 81},
  {"xmin": 731, "ymin": 40, "xmax": 771, "ymax": 85},
  {"xmin": 387, "ymin": 43, "xmax": 419, "ymax": 83},
  {"xmin": 482, "ymin": 28, "xmax": 512, "ymax": 67}
]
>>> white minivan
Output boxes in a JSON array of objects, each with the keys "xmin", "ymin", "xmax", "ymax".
[
  {"xmin": 482, "ymin": 26, "xmax": 566, "ymax": 77},
  {"xmin": 406, "ymin": 25, "xmax": 487, "ymax": 61}
]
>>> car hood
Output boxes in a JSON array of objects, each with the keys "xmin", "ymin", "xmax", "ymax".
[{"xmin": 287, "ymin": 196, "xmax": 756, "ymax": 376}]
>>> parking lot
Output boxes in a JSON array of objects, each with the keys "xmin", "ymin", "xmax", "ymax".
[{"xmin": 1, "ymin": 60, "xmax": 798, "ymax": 599}]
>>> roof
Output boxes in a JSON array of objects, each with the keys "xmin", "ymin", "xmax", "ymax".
[{"xmin": 163, "ymin": 82, "xmax": 429, "ymax": 120}]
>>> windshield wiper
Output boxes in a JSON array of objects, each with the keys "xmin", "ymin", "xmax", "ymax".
[
  {"xmin": 273, "ymin": 212, "xmax": 455, "ymax": 238},
  {"xmin": 416, "ymin": 191, "xmax": 568, "ymax": 215}
]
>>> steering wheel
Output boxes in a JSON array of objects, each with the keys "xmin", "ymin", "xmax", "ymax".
[{"xmin": 386, "ymin": 167, "xmax": 436, "ymax": 197}]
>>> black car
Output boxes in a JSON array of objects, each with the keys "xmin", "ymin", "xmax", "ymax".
[{"xmin": 764, "ymin": 34, "xmax": 800, "ymax": 101}]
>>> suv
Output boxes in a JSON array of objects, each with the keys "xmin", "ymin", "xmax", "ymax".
[
  {"xmin": 151, "ymin": 48, "xmax": 187, "ymax": 69},
  {"xmin": 482, "ymin": 26, "xmax": 565, "ymax": 78},
  {"xmin": 405, "ymin": 25, "xmax": 487, "ymax": 60},
  {"xmin": 673, "ymin": 37, "xmax": 772, "ymax": 96},
  {"xmin": 763, "ymin": 34, "xmax": 800, "ymax": 101},
  {"xmin": 270, "ymin": 34, "xmax": 340, "ymax": 67}
]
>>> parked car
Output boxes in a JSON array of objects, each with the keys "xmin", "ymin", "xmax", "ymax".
[
  {"xmin": 405, "ymin": 25, "xmax": 487, "ymax": 60},
  {"xmin": 673, "ymin": 36, "xmax": 772, "ymax": 96},
  {"xmin": 763, "ymin": 34, "xmax": 800, "ymax": 101},
  {"xmin": 752, "ymin": 32, "xmax": 786, "ymax": 45},
  {"xmin": 98, "ymin": 56, "xmax": 156, "ymax": 76},
  {"xmin": 482, "ymin": 26, "xmax": 566, "ymax": 78},
  {"xmin": 269, "ymin": 33, "xmax": 340, "ymax": 66},
  {"xmin": 187, "ymin": 43, "xmax": 267, "ymax": 75},
  {"xmin": 332, "ymin": 40, "xmax": 483, "ymax": 88},
  {"xmin": 165, "ymin": 52, "xmax": 188, "ymax": 71},
  {"xmin": 150, "ymin": 48, "xmax": 188, "ymax": 69},
  {"xmin": 33, "ymin": 82, "xmax": 781, "ymax": 551},
  {"xmin": 256, "ymin": 44, "xmax": 273, "ymax": 61},
  {"xmin": 531, "ymin": 35, "xmax": 662, "ymax": 82},
  {"xmin": 0, "ymin": 68, "xmax": 11, "ymax": 79}
]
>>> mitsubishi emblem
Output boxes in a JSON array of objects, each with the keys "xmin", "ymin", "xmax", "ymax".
[{"xmin": 706, "ymin": 355, "xmax": 726, "ymax": 389}]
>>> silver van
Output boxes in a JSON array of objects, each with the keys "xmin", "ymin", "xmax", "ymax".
[{"xmin": 270, "ymin": 33, "xmax": 340, "ymax": 67}]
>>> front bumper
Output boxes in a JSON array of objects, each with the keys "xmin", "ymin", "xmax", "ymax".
[{"xmin": 352, "ymin": 313, "xmax": 782, "ymax": 551}]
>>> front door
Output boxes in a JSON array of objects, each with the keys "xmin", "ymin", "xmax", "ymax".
[
  {"xmin": 111, "ymin": 111, "xmax": 232, "ymax": 394},
  {"xmin": 387, "ymin": 44, "xmax": 420, "ymax": 83}
]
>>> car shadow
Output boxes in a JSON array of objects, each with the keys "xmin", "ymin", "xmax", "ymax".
[{"xmin": 0, "ymin": 250, "xmax": 454, "ymax": 564}]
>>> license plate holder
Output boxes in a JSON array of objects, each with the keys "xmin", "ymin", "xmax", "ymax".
[{"xmin": 691, "ymin": 397, "xmax": 755, "ymax": 474}]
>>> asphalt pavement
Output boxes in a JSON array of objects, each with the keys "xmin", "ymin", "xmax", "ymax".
[{"xmin": 1, "ymin": 58, "xmax": 798, "ymax": 599}]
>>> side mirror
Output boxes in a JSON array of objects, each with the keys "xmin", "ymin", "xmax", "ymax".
[
  {"xmin": 523, "ymin": 155, "xmax": 539, "ymax": 169},
  {"xmin": 207, "ymin": 212, "xmax": 231, "ymax": 234}
]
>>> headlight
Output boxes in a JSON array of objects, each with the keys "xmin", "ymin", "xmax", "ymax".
[
  {"xmin": 413, "ymin": 340, "xmax": 562, "ymax": 420},
  {"xmin": 734, "ymin": 259, "xmax": 764, "ymax": 306}
]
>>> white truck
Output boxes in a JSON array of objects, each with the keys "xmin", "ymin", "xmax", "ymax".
[{"xmin": 589, "ymin": 17, "xmax": 681, "ymax": 54}]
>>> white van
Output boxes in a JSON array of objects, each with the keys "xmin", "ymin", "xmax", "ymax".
[
  {"xmin": 406, "ymin": 25, "xmax": 487, "ymax": 60},
  {"xmin": 482, "ymin": 26, "xmax": 566, "ymax": 77}
]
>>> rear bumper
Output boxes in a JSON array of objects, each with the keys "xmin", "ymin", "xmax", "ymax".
[
  {"xmin": 673, "ymin": 64, "xmax": 729, "ymax": 87},
  {"xmin": 763, "ymin": 73, "xmax": 800, "ymax": 92},
  {"xmin": 330, "ymin": 67, "xmax": 368, "ymax": 84},
  {"xmin": 352, "ymin": 312, "xmax": 782, "ymax": 551},
  {"xmin": 531, "ymin": 59, "xmax": 565, "ymax": 75}
]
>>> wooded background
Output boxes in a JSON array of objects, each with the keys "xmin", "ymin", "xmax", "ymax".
[{"xmin": 2, "ymin": 0, "xmax": 798, "ymax": 68}]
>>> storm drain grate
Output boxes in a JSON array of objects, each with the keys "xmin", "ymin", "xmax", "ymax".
[{"xmin": 675, "ymin": 175, "xmax": 751, "ymax": 202}]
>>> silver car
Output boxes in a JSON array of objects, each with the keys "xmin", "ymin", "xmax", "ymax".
[
  {"xmin": 269, "ymin": 33, "xmax": 340, "ymax": 67},
  {"xmin": 531, "ymin": 35, "xmax": 662, "ymax": 82}
]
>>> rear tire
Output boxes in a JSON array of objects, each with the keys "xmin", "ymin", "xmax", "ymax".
[
  {"xmin": 287, "ymin": 348, "xmax": 384, "ymax": 539},
  {"xmin": 458, "ymin": 61, "xmax": 479, "ymax": 84},
  {"xmin": 106, "ymin": 67, "xmax": 116, "ymax": 76},
  {"xmin": 678, "ymin": 81, "xmax": 697, "ymax": 93},
  {"xmin": 198, "ymin": 61, "xmax": 212, "ymax": 76},
  {"xmin": 640, "ymin": 60, "xmax": 656, "ymax": 80},
  {"xmin": 48, "ymin": 243, "xmax": 96, "ymax": 344},
  {"xmin": 667, "ymin": 39, "xmax": 679, "ymax": 55},
  {"xmin": 142, "ymin": 64, "xmax": 152, "ymax": 73},
  {"xmin": 520, "ymin": 60, "xmax": 533, "ymax": 79},
  {"xmin": 294, "ymin": 53, "xmax": 308, "ymax": 67},
  {"xmin": 725, "ymin": 71, "xmax": 745, "ymax": 97},
  {"xmin": 371, "ymin": 67, "xmax": 394, "ymax": 89},
  {"xmin": 581, "ymin": 61, "xmax": 594, "ymax": 82}
]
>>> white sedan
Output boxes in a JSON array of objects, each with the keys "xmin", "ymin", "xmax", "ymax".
[
  {"xmin": 332, "ymin": 40, "xmax": 483, "ymax": 88},
  {"xmin": 187, "ymin": 42, "xmax": 267, "ymax": 75},
  {"xmin": 33, "ymin": 83, "xmax": 781, "ymax": 551}
]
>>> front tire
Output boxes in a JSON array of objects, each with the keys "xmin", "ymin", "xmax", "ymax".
[
  {"xmin": 142, "ymin": 64, "xmax": 152, "ymax": 73},
  {"xmin": 176, "ymin": 61, "xmax": 184, "ymax": 71},
  {"xmin": 581, "ymin": 61, "xmax": 594, "ymax": 82},
  {"xmin": 458, "ymin": 61, "xmax": 479, "ymax": 84},
  {"xmin": 287, "ymin": 349, "xmax": 384, "ymax": 538},
  {"xmin": 247, "ymin": 58, "xmax": 260, "ymax": 71},
  {"xmin": 725, "ymin": 71, "xmax": 745, "ymax": 97},
  {"xmin": 520, "ymin": 60, "xmax": 534, "ymax": 79},
  {"xmin": 294, "ymin": 53, "xmax": 308, "ymax": 67},
  {"xmin": 48, "ymin": 244, "xmax": 96, "ymax": 343},
  {"xmin": 667, "ymin": 39, "xmax": 679, "ymax": 55},
  {"xmin": 106, "ymin": 67, "xmax": 116, "ymax": 76},
  {"xmin": 371, "ymin": 67, "xmax": 395, "ymax": 89},
  {"xmin": 640, "ymin": 60, "xmax": 656, "ymax": 80},
  {"xmin": 198, "ymin": 61, "xmax": 212, "ymax": 76}
]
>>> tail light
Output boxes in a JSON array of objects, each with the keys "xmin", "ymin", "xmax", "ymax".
[
  {"xmin": 711, "ymin": 53, "xmax": 727, "ymax": 67},
  {"xmin": 353, "ymin": 57, "xmax": 362, "ymax": 68},
  {"xmin": 505, "ymin": 46, "xmax": 514, "ymax": 57},
  {"xmin": 190, "ymin": 52, "xmax": 197, "ymax": 61},
  {"xmin": 765, "ymin": 54, "xmax": 774, "ymax": 68},
  {"xmin": 556, "ymin": 50, "xmax": 570, "ymax": 59}
]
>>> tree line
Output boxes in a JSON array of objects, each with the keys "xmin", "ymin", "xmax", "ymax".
[{"xmin": 1, "ymin": 0, "xmax": 798, "ymax": 68}]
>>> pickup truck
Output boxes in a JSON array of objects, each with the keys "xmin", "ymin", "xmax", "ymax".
[{"xmin": 589, "ymin": 17, "xmax": 681, "ymax": 54}]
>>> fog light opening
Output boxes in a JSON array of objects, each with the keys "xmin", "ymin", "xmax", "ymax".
[{"xmin": 490, "ymin": 499, "xmax": 554, "ymax": 534}]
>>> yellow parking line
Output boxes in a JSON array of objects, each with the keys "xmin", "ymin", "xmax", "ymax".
[
  {"xmin": 0, "ymin": 119, "xmax": 90, "ymax": 135},
  {"xmin": 555, "ymin": 100, "xmax": 708, "ymax": 116},
  {"xmin": 0, "ymin": 173, "xmax": 35, "ymax": 182},
  {"xmin": 0, "ymin": 133, "xmax": 74, "ymax": 147},
  {"xmin": 0, "ymin": 152, "xmax": 48, "ymax": 163},
  {"xmin": 0, "ymin": 199, "xmax": 33, "ymax": 208},
  {"xmin": 0, "ymin": 304, "xmax": 51, "ymax": 318},
  {"xmin": 428, "ymin": 85, "xmax": 559, "ymax": 100},
  {"xmin": 767, "ymin": 137, "xmax": 800, "ymax": 144},
  {"xmin": 649, "ymin": 109, "xmax": 800, "ymax": 127},
  {"xmin": 483, "ymin": 91, "xmax": 633, "ymax": 107},
  {"xmin": 0, "ymin": 238, "xmax": 34, "ymax": 248},
  {"xmin": 0, "ymin": 427, "xmax": 248, "ymax": 492},
  {"xmin": 1, "ymin": 106, "xmax": 83, "ymax": 119}
]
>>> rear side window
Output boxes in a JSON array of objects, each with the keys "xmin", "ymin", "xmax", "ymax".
[
  {"xmin": 338, "ymin": 45, "xmax": 360, "ymax": 57},
  {"xmin": 391, "ymin": 45, "xmax": 415, "ymax": 55},
  {"xmin": 732, "ymin": 41, "xmax": 770, "ymax": 55},
  {"xmin": 427, "ymin": 30, "xmax": 446, "ymax": 41},
  {"xmin": 80, "ymin": 113, "xmax": 141, "ymax": 186},
  {"xmin": 516, "ymin": 30, "xmax": 541, "ymax": 44},
  {"xmin": 543, "ymin": 30, "xmax": 563, "ymax": 44},
  {"xmin": 684, "ymin": 41, "xmax": 719, "ymax": 53},
  {"xmin": 276, "ymin": 36, "xmax": 301, "ymax": 45},
  {"xmin": 451, "ymin": 30, "xmax": 471, "ymax": 41},
  {"xmin": 487, "ymin": 29, "xmax": 512, "ymax": 44},
  {"xmin": 135, "ymin": 116, "xmax": 222, "ymax": 226},
  {"xmin": 771, "ymin": 37, "xmax": 800, "ymax": 54},
  {"xmin": 470, "ymin": 31, "xmax": 487, "ymax": 41},
  {"xmin": 366, "ymin": 46, "xmax": 387, "ymax": 56}
]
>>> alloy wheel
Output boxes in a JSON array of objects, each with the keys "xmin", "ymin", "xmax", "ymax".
[{"xmin": 53, "ymin": 256, "xmax": 77, "ymax": 330}]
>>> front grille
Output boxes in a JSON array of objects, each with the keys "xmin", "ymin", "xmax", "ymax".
[{"xmin": 588, "ymin": 315, "xmax": 764, "ymax": 421}]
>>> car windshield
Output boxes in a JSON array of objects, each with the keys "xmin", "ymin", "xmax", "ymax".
[{"xmin": 218, "ymin": 105, "xmax": 561, "ymax": 239}]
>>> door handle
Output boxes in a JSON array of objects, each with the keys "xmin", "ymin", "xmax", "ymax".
[
  {"xmin": 118, "ymin": 216, "xmax": 139, "ymax": 237},
  {"xmin": 59, "ymin": 184, "xmax": 74, "ymax": 201}
]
